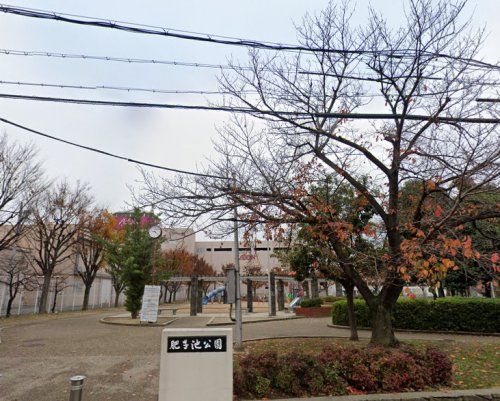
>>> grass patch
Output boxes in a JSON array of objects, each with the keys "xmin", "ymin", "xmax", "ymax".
[{"xmin": 241, "ymin": 338, "xmax": 500, "ymax": 390}]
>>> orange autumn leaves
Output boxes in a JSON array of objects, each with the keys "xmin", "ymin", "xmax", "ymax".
[{"xmin": 399, "ymin": 233, "xmax": 481, "ymax": 284}]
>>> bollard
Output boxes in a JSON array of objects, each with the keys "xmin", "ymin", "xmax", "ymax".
[
  {"xmin": 69, "ymin": 375, "xmax": 86, "ymax": 401},
  {"xmin": 246, "ymin": 279, "xmax": 253, "ymax": 313},
  {"xmin": 269, "ymin": 272, "xmax": 276, "ymax": 316},
  {"xmin": 190, "ymin": 276, "xmax": 198, "ymax": 316}
]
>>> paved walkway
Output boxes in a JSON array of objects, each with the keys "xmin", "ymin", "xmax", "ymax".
[{"xmin": 0, "ymin": 309, "xmax": 498, "ymax": 401}]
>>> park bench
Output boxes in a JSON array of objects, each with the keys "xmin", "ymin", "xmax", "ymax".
[{"xmin": 158, "ymin": 306, "xmax": 180, "ymax": 316}]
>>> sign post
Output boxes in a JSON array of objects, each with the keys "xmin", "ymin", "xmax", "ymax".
[
  {"xmin": 140, "ymin": 285, "xmax": 161, "ymax": 323},
  {"xmin": 159, "ymin": 328, "xmax": 233, "ymax": 401}
]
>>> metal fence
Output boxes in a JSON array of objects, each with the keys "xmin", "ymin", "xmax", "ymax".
[{"xmin": 0, "ymin": 274, "xmax": 125, "ymax": 316}]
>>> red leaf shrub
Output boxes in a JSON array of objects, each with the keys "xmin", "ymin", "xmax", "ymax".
[{"xmin": 233, "ymin": 345, "xmax": 452, "ymax": 399}]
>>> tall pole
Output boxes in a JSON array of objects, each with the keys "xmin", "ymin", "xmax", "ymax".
[{"xmin": 233, "ymin": 205, "xmax": 243, "ymax": 350}]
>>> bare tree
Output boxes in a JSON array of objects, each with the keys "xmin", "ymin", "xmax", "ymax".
[
  {"xmin": 106, "ymin": 262, "xmax": 125, "ymax": 307},
  {"xmin": 0, "ymin": 134, "xmax": 46, "ymax": 252},
  {"xmin": 74, "ymin": 209, "xmax": 113, "ymax": 310},
  {"xmin": 0, "ymin": 247, "xmax": 35, "ymax": 317},
  {"xmin": 138, "ymin": 0, "xmax": 499, "ymax": 346},
  {"xmin": 50, "ymin": 275, "xmax": 70, "ymax": 313},
  {"xmin": 28, "ymin": 181, "xmax": 93, "ymax": 314}
]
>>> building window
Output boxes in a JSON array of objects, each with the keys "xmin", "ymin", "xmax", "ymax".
[
  {"xmin": 214, "ymin": 248, "xmax": 232, "ymax": 252},
  {"xmin": 206, "ymin": 248, "xmax": 212, "ymax": 251}
]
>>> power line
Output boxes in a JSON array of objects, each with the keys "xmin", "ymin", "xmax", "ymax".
[
  {"xmin": 4, "ymin": 48, "xmax": 498, "ymax": 88},
  {"xmin": 1, "ymin": 4, "xmax": 498, "ymax": 71},
  {"xmin": 0, "ymin": 48, "xmax": 247, "ymax": 70},
  {"xmin": 0, "ymin": 79, "xmax": 458, "ymax": 99},
  {"xmin": 0, "ymin": 92, "xmax": 498, "ymax": 123},
  {"xmin": 476, "ymin": 98, "xmax": 500, "ymax": 103},
  {"xmin": 0, "ymin": 116, "xmax": 227, "ymax": 180},
  {"xmin": 0, "ymin": 80, "xmax": 232, "ymax": 96}
]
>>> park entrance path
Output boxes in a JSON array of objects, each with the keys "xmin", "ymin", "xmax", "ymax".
[{"xmin": 0, "ymin": 310, "xmax": 498, "ymax": 401}]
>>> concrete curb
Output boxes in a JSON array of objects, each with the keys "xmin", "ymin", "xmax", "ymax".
[
  {"xmin": 245, "ymin": 387, "xmax": 500, "ymax": 401},
  {"xmin": 99, "ymin": 316, "xmax": 178, "ymax": 327},
  {"xmin": 207, "ymin": 316, "xmax": 304, "ymax": 326},
  {"xmin": 328, "ymin": 324, "xmax": 500, "ymax": 337},
  {"xmin": 242, "ymin": 335, "xmax": 356, "ymax": 343}
]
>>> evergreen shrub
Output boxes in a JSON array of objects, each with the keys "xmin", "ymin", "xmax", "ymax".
[{"xmin": 331, "ymin": 297, "xmax": 500, "ymax": 333}]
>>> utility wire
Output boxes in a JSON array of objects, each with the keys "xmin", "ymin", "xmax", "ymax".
[
  {"xmin": 3, "ymin": 48, "xmax": 497, "ymax": 87},
  {"xmin": 0, "ymin": 48, "xmax": 247, "ymax": 70},
  {"xmin": 0, "ymin": 80, "xmax": 233, "ymax": 96},
  {"xmin": 476, "ymin": 98, "xmax": 500, "ymax": 103},
  {"xmin": 0, "ymin": 79, "xmax": 459, "ymax": 99},
  {"xmin": 0, "ymin": 116, "xmax": 227, "ymax": 180},
  {"xmin": 1, "ymin": 4, "xmax": 498, "ymax": 70},
  {"xmin": 0, "ymin": 92, "xmax": 498, "ymax": 123}
]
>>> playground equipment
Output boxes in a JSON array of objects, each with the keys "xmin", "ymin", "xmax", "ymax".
[
  {"xmin": 288, "ymin": 296, "xmax": 301, "ymax": 311},
  {"xmin": 202, "ymin": 286, "xmax": 226, "ymax": 305}
]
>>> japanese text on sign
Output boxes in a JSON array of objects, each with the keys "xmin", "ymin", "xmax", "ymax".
[{"xmin": 167, "ymin": 336, "xmax": 227, "ymax": 353}]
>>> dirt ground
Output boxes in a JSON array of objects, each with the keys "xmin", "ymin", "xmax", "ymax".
[{"xmin": 1, "ymin": 304, "xmax": 498, "ymax": 401}]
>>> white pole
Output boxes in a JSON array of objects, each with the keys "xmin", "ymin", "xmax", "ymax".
[
  {"xmin": 91, "ymin": 284, "xmax": 96, "ymax": 309},
  {"xmin": 48, "ymin": 282, "xmax": 53, "ymax": 313},
  {"xmin": 17, "ymin": 286, "xmax": 24, "ymax": 315},
  {"xmin": 34, "ymin": 287, "xmax": 39, "ymax": 313},
  {"xmin": 109, "ymin": 279, "xmax": 113, "ymax": 307},
  {"xmin": 99, "ymin": 278, "xmax": 103, "ymax": 308},
  {"xmin": 72, "ymin": 283, "xmax": 76, "ymax": 310},
  {"xmin": 60, "ymin": 289, "xmax": 64, "ymax": 312},
  {"xmin": 0, "ymin": 282, "xmax": 6, "ymax": 317}
]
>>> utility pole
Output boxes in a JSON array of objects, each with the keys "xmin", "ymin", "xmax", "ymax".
[
  {"xmin": 231, "ymin": 174, "xmax": 243, "ymax": 350},
  {"xmin": 233, "ymin": 205, "xmax": 243, "ymax": 349}
]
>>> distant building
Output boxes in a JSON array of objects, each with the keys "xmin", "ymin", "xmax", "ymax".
[{"xmin": 0, "ymin": 223, "xmax": 289, "ymax": 316}]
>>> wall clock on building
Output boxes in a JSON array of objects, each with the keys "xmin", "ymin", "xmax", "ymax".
[{"xmin": 148, "ymin": 225, "xmax": 162, "ymax": 239}]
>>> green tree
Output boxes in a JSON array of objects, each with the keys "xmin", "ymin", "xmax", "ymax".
[
  {"xmin": 104, "ymin": 209, "xmax": 160, "ymax": 318},
  {"xmin": 275, "ymin": 178, "xmax": 377, "ymax": 341}
]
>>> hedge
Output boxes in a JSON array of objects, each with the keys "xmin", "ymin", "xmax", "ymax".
[
  {"xmin": 321, "ymin": 296, "xmax": 345, "ymax": 303},
  {"xmin": 300, "ymin": 298, "xmax": 324, "ymax": 307},
  {"xmin": 331, "ymin": 297, "xmax": 500, "ymax": 333},
  {"xmin": 234, "ymin": 345, "xmax": 451, "ymax": 399}
]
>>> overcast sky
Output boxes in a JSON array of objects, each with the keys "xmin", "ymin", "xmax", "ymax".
[{"xmin": 0, "ymin": 1, "xmax": 498, "ymax": 220}]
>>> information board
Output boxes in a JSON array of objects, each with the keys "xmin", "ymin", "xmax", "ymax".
[
  {"xmin": 166, "ymin": 335, "xmax": 227, "ymax": 353},
  {"xmin": 140, "ymin": 285, "xmax": 161, "ymax": 323}
]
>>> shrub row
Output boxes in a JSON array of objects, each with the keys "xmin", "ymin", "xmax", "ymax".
[
  {"xmin": 321, "ymin": 295, "xmax": 345, "ymax": 303},
  {"xmin": 300, "ymin": 297, "xmax": 324, "ymax": 307},
  {"xmin": 233, "ymin": 345, "xmax": 451, "ymax": 399},
  {"xmin": 331, "ymin": 297, "xmax": 500, "ymax": 333}
]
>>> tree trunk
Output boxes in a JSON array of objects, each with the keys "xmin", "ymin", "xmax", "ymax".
[
  {"xmin": 114, "ymin": 290, "xmax": 120, "ymax": 307},
  {"xmin": 369, "ymin": 302, "xmax": 397, "ymax": 346},
  {"xmin": 131, "ymin": 310, "xmax": 138, "ymax": 319},
  {"xmin": 82, "ymin": 285, "xmax": 91, "ymax": 311},
  {"xmin": 6, "ymin": 296, "xmax": 14, "ymax": 317},
  {"xmin": 159, "ymin": 286, "xmax": 163, "ymax": 304},
  {"xmin": 344, "ymin": 281, "xmax": 358, "ymax": 341},
  {"xmin": 484, "ymin": 281, "xmax": 492, "ymax": 298},
  {"xmin": 38, "ymin": 274, "xmax": 51, "ymax": 314},
  {"xmin": 438, "ymin": 282, "xmax": 445, "ymax": 297},
  {"xmin": 51, "ymin": 290, "xmax": 58, "ymax": 313},
  {"xmin": 335, "ymin": 281, "xmax": 343, "ymax": 297}
]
